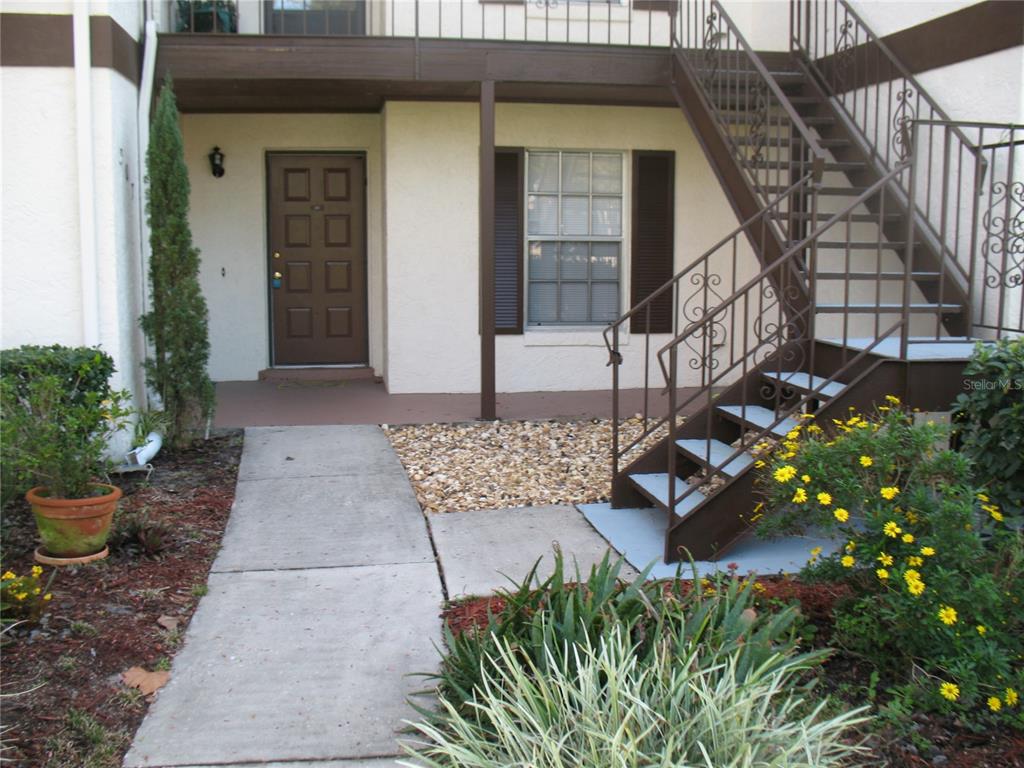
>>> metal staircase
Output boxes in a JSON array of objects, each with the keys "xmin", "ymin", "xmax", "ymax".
[{"xmin": 603, "ymin": 0, "xmax": 1022, "ymax": 562}]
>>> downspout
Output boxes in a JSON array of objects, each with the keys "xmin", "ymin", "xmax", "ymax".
[
  {"xmin": 73, "ymin": 2, "xmax": 99, "ymax": 347},
  {"xmin": 137, "ymin": 14, "xmax": 159, "ymax": 406}
]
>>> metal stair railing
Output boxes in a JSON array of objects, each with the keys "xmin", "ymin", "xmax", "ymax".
[
  {"xmin": 672, "ymin": 0, "xmax": 828, "ymax": 221},
  {"xmin": 652, "ymin": 163, "xmax": 913, "ymax": 519},
  {"xmin": 905, "ymin": 120, "xmax": 1023, "ymax": 342},
  {"xmin": 791, "ymin": 0, "xmax": 1008, "ymax": 343},
  {"xmin": 603, "ymin": 174, "xmax": 816, "ymax": 480}
]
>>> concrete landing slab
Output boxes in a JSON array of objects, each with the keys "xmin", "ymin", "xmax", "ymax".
[
  {"xmin": 430, "ymin": 505, "xmax": 638, "ymax": 597},
  {"xmin": 212, "ymin": 473, "xmax": 433, "ymax": 573},
  {"xmin": 238, "ymin": 425, "xmax": 404, "ymax": 481},
  {"xmin": 123, "ymin": 563, "xmax": 442, "ymax": 768},
  {"xmin": 580, "ymin": 502, "xmax": 840, "ymax": 580}
]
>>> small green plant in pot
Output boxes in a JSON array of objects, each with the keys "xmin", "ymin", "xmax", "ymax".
[{"xmin": 1, "ymin": 345, "xmax": 131, "ymax": 563}]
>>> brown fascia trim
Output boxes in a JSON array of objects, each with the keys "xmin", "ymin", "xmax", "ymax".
[
  {"xmin": 814, "ymin": 1, "xmax": 1024, "ymax": 89},
  {"xmin": 91, "ymin": 15, "xmax": 141, "ymax": 85},
  {"xmin": 0, "ymin": 13, "xmax": 140, "ymax": 85},
  {"xmin": 0, "ymin": 13, "xmax": 74, "ymax": 67}
]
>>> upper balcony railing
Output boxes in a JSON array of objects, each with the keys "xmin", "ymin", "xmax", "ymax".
[{"xmin": 169, "ymin": 0, "xmax": 679, "ymax": 46}]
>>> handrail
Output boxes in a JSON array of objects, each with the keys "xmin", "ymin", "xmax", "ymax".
[
  {"xmin": 602, "ymin": 173, "xmax": 812, "ymax": 353},
  {"xmin": 672, "ymin": 1, "xmax": 827, "ymax": 213},
  {"xmin": 656, "ymin": 162, "xmax": 912, "ymax": 379},
  {"xmin": 602, "ymin": 173, "xmax": 816, "ymax": 478},
  {"xmin": 699, "ymin": 1, "xmax": 827, "ymax": 161},
  {"xmin": 645, "ymin": 163, "xmax": 912, "ymax": 518},
  {"xmin": 794, "ymin": 0, "xmax": 973, "ymax": 153}
]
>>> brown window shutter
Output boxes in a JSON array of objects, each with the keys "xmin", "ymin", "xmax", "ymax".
[
  {"xmin": 495, "ymin": 148, "xmax": 524, "ymax": 334},
  {"xmin": 631, "ymin": 151, "xmax": 674, "ymax": 334}
]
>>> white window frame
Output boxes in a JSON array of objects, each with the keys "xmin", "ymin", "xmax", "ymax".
[{"xmin": 524, "ymin": 149, "xmax": 626, "ymax": 328}]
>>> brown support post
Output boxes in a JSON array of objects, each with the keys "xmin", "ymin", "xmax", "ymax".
[{"xmin": 479, "ymin": 80, "xmax": 497, "ymax": 420}]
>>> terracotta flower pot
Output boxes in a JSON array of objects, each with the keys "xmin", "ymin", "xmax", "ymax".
[{"xmin": 27, "ymin": 484, "xmax": 121, "ymax": 560}]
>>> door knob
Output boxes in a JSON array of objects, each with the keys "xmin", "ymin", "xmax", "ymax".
[
  {"xmin": 273, "ymin": 252, "xmax": 281, "ymax": 259},
  {"xmin": 273, "ymin": 271, "xmax": 283, "ymax": 279}
]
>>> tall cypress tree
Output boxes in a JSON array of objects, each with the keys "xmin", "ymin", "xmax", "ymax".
[{"xmin": 140, "ymin": 77, "xmax": 214, "ymax": 448}]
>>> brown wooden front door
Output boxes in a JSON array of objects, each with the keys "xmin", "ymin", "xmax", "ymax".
[{"xmin": 267, "ymin": 153, "xmax": 367, "ymax": 365}]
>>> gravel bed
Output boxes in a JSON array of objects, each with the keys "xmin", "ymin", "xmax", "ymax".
[{"xmin": 384, "ymin": 417, "xmax": 665, "ymax": 513}]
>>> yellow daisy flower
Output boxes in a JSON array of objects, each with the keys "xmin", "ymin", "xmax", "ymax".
[
  {"xmin": 921, "ymin": 546, "xmax": 936, "ymax": 557},
  {"xmin": 792, "ymin": 488, "xmax": 808, "ymax": 504},
  {"xmin": 976, "ymin": 625, "xmax": 987, "ymax": 636},
  {"xmin": 875, "ymin": 568, "xmax": 890, "ymax": 580},
  {"xmin": 773, "ymin": 465, "xmax": 797, "ymax": 483},
  {"xmin": 877, "ymin": 553, "xmax": 894, "ymax": 566},
  {"xmin": 817, "ymin": 492, "xmax": 832, "ymax": 506},
  {"xmin": 859, "ymin": 455, "xmax": 873, "ymax": 467},
  {"xmin": 988, "ymin": 697, "xmax": 1002, "ymax": 712},
  {"xmin": 902, "ymin": 533, "xmax": 915, "ymax": 544},
  {"xmin": 937, "ymin": 605, "xmax": 958, "ymax": 626},
  {"xmin": 883, "ymin": 521, "xmax": 902, "ymax": 538},
  {"xmin": 940, "ymin": 682, "xmax": 959, "ymax": 701},
  {"xmin": 841, "ymin": 555, "xmax": 855, "ymax": 568},
  {"xmin": 881, "ymin": 486, "xmax": 900, "ymax": 500},
  {"xmin": 834, "ymin": 508, "xmax": 849, "ymax": 523},
  {"xmin": 1006, "ymin": 688, "xmax": 1019, "ymax": 707}
]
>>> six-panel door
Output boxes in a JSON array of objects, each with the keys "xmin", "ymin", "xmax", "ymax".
[{"xmin": 267, "ymin": 153, "xmax": 367, "ymax": 365}]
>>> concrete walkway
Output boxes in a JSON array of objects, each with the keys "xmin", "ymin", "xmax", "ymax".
[{"xmin": 124, "ymin": 426, "xmax": 442, "ymax": 768}]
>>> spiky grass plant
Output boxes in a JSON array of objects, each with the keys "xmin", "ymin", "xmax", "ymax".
[{"xmin": 404, "ymin": 626, "xmax": 868, "ymax": 767}]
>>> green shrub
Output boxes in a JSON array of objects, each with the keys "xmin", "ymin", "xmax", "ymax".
[
  {"xmin": 757, "ymin": 404, "xmax": 1024, "ymax": 726},
  {"xmin": 952, "ymin": 338, "xmax": 1024, "ymax": 520},
  {"xmin": 141, "ymin": 78, "xmax": 215, "ymax": 449},
  {"xmin": 430, "ymin": 549, "xmax": 807, "ymax": 717},
  {"xmin": 404, "ymin": 626, "xmax": 868, "ymax": 768},
  {"xmin": 1, "ymin": 345, "xmax": 130, "ymax": 501}
]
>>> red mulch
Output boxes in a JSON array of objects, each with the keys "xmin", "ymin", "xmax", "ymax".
[
  {"xmin": 440, "ymin": 574, "xmax": 1024, "ymax": 768},
  {"xmin": 0, "ymin": 431, "xmax": 243, "ymax": 768}
]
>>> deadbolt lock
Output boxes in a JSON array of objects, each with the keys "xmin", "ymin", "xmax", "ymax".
[{"xmin": 273, "ymin": 251, "xmax": 281, "ymax": 259}]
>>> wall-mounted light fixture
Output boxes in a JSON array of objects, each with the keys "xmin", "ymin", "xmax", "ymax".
[{"xmin": 208, "ymin": 146, "xmax": 225, "ymax": 178}]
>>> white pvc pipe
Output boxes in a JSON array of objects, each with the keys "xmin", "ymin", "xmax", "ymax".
[
  {"xmin": 126, "ymin": 431, "xmax": 163, "ymax": 466},
  {"xmin": 73, "ymin": 1, "xmax": 99, "ymax": 347},
  {"xmin": 137, "ymin": 17, "xmax": 159, "ymax": 407}
]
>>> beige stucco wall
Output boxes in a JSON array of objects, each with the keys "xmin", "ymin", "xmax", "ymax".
[
  {"xmin": 180, "ymin": 113, "xmax": 385, "ymax": 382},
  {"xmin": 383, "ymin": 101, "xmax": 761, "ymax": 394},
  {"xmin": 1, "ymin": 62, "xmax": 145, "ymax": 427}
]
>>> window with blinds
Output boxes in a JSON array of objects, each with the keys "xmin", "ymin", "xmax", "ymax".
[{"xmin": 526, "ymin": 150, "xmax": 623, "ymax": 325}]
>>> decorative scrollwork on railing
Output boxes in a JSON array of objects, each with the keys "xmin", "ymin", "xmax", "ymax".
[
  {"xmin": 700, "ymin": 12, "xmax": 722, "ymax": 93},
  {"xmin": 832, "ymin": 18, "xmax": 855, "ymax": 93},
  {"xmin": 680, "ymin": 272, "xmax": 726, "ymax": 324},
  {"xmin": 680, "ymin": 273, "xmax": 728, "ymax": 374},
  {"xmin": 892, "ymin": 87, "xmax": 917, "ymax": 162},
  {"xmin": 748, "ymin": 81, "xmax": 770, "ymax": 164},
  {"xmin": 981, "ymin": 181, "xmax": 1024, "ymax": 292}
]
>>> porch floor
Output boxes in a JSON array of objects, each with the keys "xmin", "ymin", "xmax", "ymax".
[{"xmin": 215, "ymin": 379, "xmax": 692, "ymax": 427}]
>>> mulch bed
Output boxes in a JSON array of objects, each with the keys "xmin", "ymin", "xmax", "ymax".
[
  {"xmin": 441, "ymin": 575, "xmax": 1024, "ymax": 768},
  {"xmin": 0, "ymin": 431, "xmax": 243, "ymax": 768}
]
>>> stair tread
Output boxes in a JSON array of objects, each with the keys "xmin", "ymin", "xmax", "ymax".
[
  {"xmin": 815, "ymin": 271, "xmax": 942, "ymax": 281},
  {"xmin": 761, "ymin": 371, "xmax": 846, "ymax": 398},
  {"xmin": 817, "ymin": 303, "xmax": 962, "ymax": 313},
  {"xmin": 716, "ymin": 405, "xmax": 800, "ymax": 437},
  {"xmin": 746, "ymin": 160, "xmax": 865, "ymax": 172},
  {"xmin": 675, "ymin": 439, "xmax": 754, "ymax": 477},
  {"xmin": 766, "ymin": 185, "xmax": 868, "ymax": 195},
  {"xmin": 734, "ymin": 137, "xmax": 850, "ymax": 148},
  {"xmin": 811, "ymin": 240, "xmax": 917, "ymax": 249},
  {"xmin": 780, "ymin": 211, "xmax": 902, "ymax": 222},
  {"xmin": 628, "ymin": 473, "xmax": 707, "ymax": 511}
]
